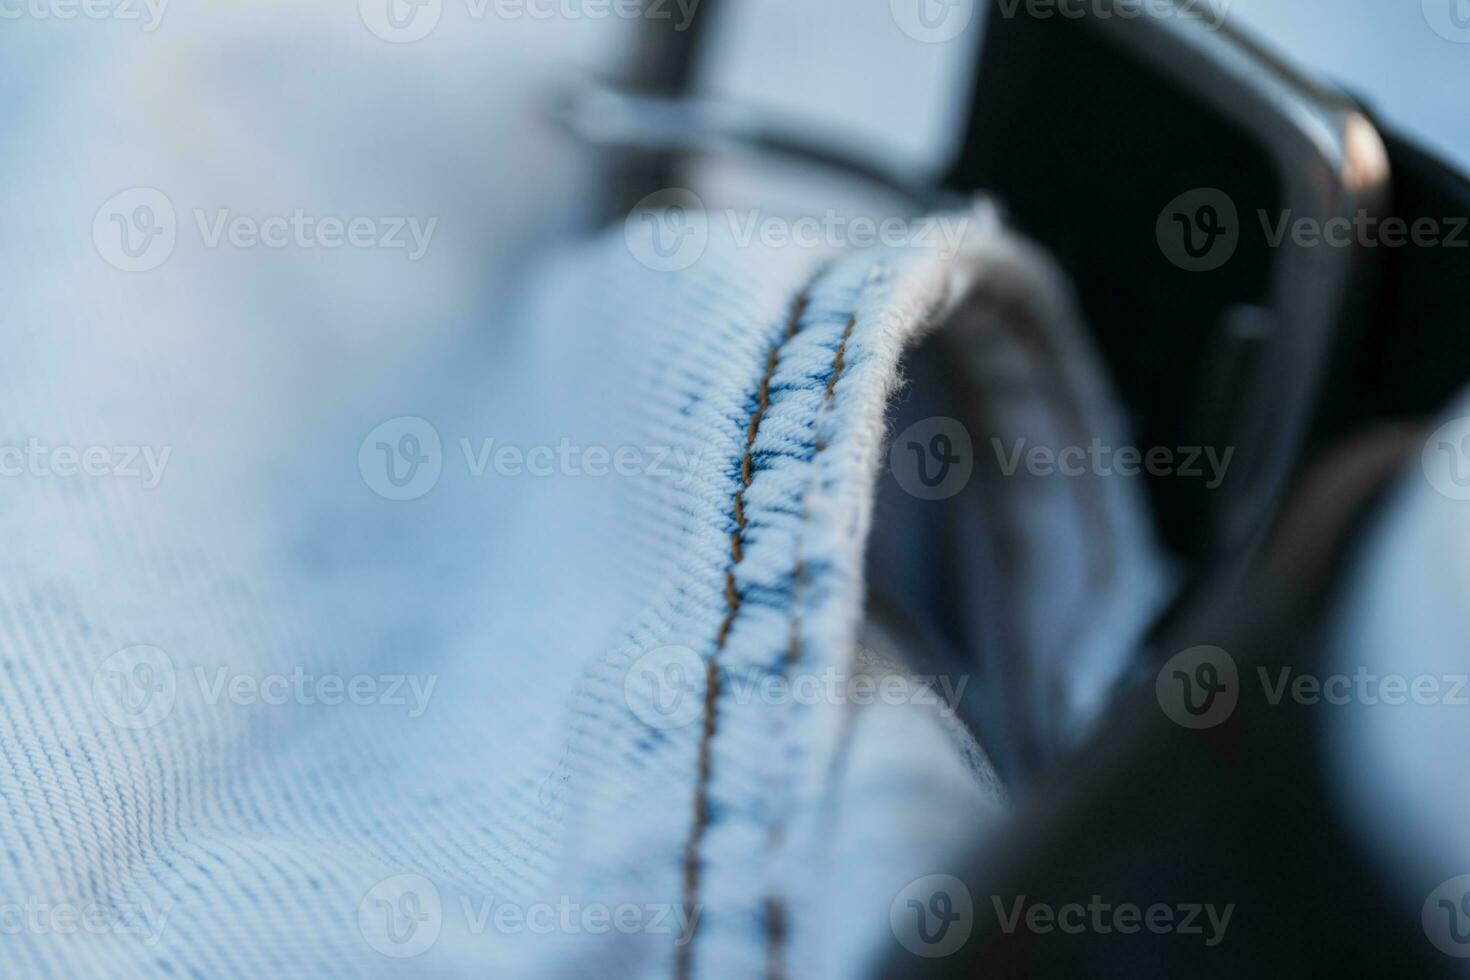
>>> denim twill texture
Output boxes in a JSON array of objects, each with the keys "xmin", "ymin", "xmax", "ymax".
[{"xmin": 0, "ymin": 204, "xmax": 1137, "ymax": 979}]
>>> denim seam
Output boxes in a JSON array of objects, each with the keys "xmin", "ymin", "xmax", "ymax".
[
  {"xmin": 676, "ymin": 267, "xmax": 827, "ymax": 980},
  {"xmin": 762, "ymin": 309, "xmax": 858, "ymax": 980}
]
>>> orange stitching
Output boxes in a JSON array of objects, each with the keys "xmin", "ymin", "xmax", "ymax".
[
  {"xmin": 675, "ymin": 278, "xmax": 817, "ymax": 980},
  {"xmin": 823, "ymin": 315, "xmax": 857, "ymax": 401},
  {"xmin": 763, "ymin": 311, "xmax": 858, "ymax": 980}
]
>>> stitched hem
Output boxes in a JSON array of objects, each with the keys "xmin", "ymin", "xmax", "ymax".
[
  {"xmin": 761, "ymin": 310, "xmax": 858, "ymax": 980},
  {"xmin": 675, "ymin": 270, "xmax": 824, "ymax": 980}
]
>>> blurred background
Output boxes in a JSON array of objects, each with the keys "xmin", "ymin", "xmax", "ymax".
[
  {"xmin": 4, "ymin": 0, "xmax": 1463, "ymax": 359},
  {"xmin": 3, "ymin": 0, "xmax": 1459, "ymax": 539}
]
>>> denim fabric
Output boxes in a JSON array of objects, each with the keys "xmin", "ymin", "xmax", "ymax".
[
  {"xmin": 865, "ymin": 232, "xmax": 1172, "ymax": 779},
  {"xmin": 519, "ymin": 216, "xmax": 1011, "ymax": 979},
  {"xmin": 0, "ymin": 204, "xmax": 1119, "ymax": 978}
]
